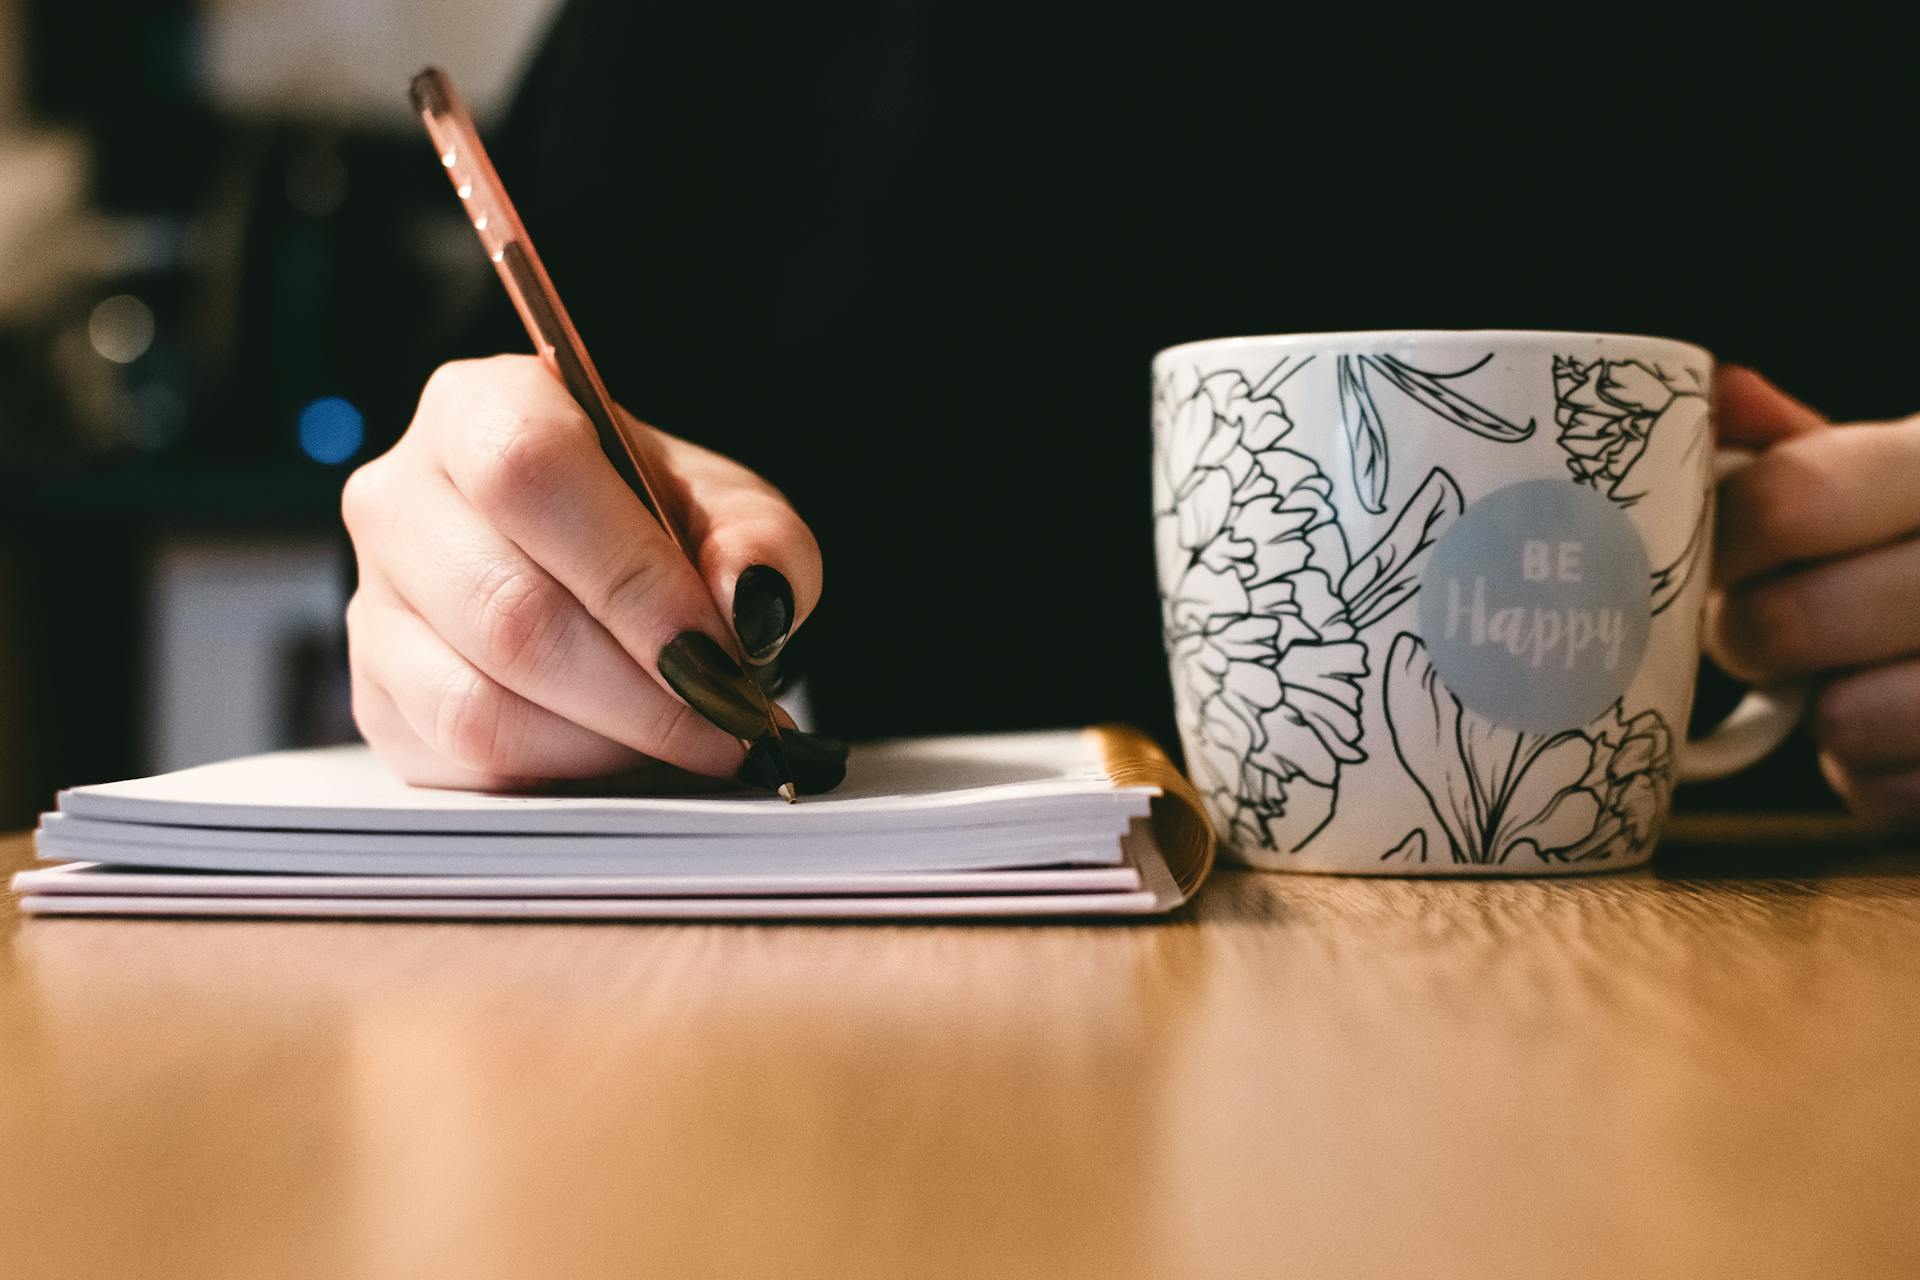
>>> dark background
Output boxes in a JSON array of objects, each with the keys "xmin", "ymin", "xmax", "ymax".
[{"xmin": 0, "ymin": 1, "xmax": 1914, "ymax": 823}]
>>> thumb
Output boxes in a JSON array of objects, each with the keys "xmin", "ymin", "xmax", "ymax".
[
  {"xmin": 1716, "ymin": 365, "xmax": 1828, "ymax": 449},
  {"xmin": 636, "ymin": 413, "xmax": 822, "ymax": 667}
]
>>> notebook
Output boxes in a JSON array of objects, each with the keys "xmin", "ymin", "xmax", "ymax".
[{"xmin": 13, "ymin": 727, "xmax": 1217, "ymax": 920}]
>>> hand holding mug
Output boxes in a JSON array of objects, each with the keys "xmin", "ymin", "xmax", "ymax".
[
  {"xmin": 1710, "ymin": 367, "xmax": 1920, "ymax": 824},
  {"xmin": 1153, "ymin": 330, "xmax": 1798, "ymax": 875}
]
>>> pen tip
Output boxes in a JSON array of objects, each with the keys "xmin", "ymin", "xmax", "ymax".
[{"xmin": 778, "ymin": 783, "xmax": 797, "ymax": 804}]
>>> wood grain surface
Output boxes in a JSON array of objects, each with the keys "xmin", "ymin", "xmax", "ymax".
[{"xmin": 3, "ymin": 826, "xmax": 1918, "ymax": 1280}]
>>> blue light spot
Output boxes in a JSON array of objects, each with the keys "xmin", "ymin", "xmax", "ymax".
[{"xmin": 297, "ymin": 396, "xmax": 364, "ymax": 465}]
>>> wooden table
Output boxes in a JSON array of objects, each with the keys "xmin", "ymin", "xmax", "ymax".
[{"xmin": 3, "ymin": 824, "xmax": 1918, "ymax": 1280}]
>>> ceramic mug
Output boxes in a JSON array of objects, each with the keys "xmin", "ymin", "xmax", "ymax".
[{"xmin": 1151, "ymin": 330, "xmax": 1800, "ymax": 875}]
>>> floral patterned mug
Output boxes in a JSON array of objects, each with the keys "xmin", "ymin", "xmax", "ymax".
[{"xmin": 1152, "ymin": 330, "xmax": 1801, "ymax": 875}]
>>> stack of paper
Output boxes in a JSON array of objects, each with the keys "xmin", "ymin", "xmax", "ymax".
[{"xmin": 15, "ymin": 729, "xmax": 1216, "ymax": 920}]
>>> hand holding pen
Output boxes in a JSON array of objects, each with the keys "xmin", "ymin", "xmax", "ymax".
[{"xmin": 337, "ymin": 70, "xmax": 846, "ymax": 797}]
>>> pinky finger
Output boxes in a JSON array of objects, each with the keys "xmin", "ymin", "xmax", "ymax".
[
  {"xmin": 351, "ymin": 591, "xmax": 648, "ymax": 785},
  {"xmin": 351, "ymin": 671, "xmax": 519, "ymax": 790}
]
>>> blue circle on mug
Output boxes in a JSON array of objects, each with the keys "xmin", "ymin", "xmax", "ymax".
[{"xmin": 1416, "ymin": 479, "xmax": 1651, "ymax": 734}]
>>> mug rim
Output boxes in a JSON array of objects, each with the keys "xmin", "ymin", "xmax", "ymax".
[{"xmin": 1154, "ymin": 328, "xmax": 1715, "ymax": 367}]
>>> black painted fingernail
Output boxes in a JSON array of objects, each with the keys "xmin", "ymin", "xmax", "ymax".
[
  {"xmin": 748, "ymin": 652, "xmax": 787, "ymax": 696},
  {"xmin": 737, "ymin": 737, "xmax": 791, "ymax": 792},
  {"xmin": 657, "ymin": 632, "xmax": 768, "ymax": 740},
  {"xmin": 732, "ymin": 565, "xmax": 794, "ymax": 662},
  {"xmin": 737, "ymin": 731, "xmax": 846, "ymax": 795},
  {"xmin": 787, "ymin": 730, "xmax": 850, "ymax": 794}
]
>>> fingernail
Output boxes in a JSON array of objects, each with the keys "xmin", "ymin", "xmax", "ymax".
[
  {"xmin": 732, "ymin": 565, "xmax": 794, "ymax": 662},
  {"xmin": 748, "ymin": 652, "xmax": 787, "ymax": 696},
  {"xmin": 737, "ymin": 730, "xmax": 847, "ymax": 795},
  {"xmin": 736, "ymin": 736, "xmax": 793, "ymax": 792},
  {"xmin": 786, "ymin": 730, "xmax": 848, "ymax": 793},
  {"xmin": 657, "ymin": 632, "xmax": 768, "ymax": 740}
]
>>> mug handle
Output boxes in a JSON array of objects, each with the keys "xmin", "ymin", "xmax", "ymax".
[{"xmin": 1674, "ymin": 447, "xmax": 1807, "ymax": 782}]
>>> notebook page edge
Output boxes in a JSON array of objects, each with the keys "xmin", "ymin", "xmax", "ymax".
[{"xmin": 12, "ymin": 861, "xmax": 1144, "ymax": 899}]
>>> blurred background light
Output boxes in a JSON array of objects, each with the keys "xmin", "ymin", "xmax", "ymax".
[
  {"xmin": 0, "ymin": 0, "xmax": 562, "ymax": 826},
  {"xmin": 296, "ymin": 395, "xmax": 363, "ymax": 464},
  {"xmin": 86, "ymin": 293, "xmax": 154, "ymax": 363}
]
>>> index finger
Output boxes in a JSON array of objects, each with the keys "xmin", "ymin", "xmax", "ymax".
[
  {"xmin": 1715, "ymin": 414, "xmax": 1920, "ymax": 586},
  {"xmin": 427, "ymin": 357, "xmax": 774, "ymax": 739},
  {"xmin": 1716, "ymin": 365, "xmax": 1827, "ymax": 449}
]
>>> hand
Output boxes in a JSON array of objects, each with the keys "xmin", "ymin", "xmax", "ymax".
[
  {"xmin": 1708, "ymin": 366, "xmax": 1920, "ymax": 823},
  {"xmin": 342, "ymin": 355, "xmax": 828, "ymax": 791}
]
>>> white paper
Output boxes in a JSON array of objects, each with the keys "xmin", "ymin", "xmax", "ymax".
[
  {"xmin": 14, "ymin": 829, "xmax": 1181, "ymax": 920},
  {"xmin": 14, "ymin": 891, "xmax": 1165, "ymax": 920},
  {"xmin": 26, "ymin": 732, "xmax": 1193, "ymax": 920},
  {"xmin": 32, "ymin": 829, "xmax": 1127, "ymax": 877},
  {"xmin": 58, "ymin": 734, "xmax": 1157, "ymax": 835},
  {"xmin": 13, "ymin": 860, "xmax": 1143, "ymax": 899},
  {"xmin": 40, "ymin": 811, "xmax": 1132, "ymax": 854}
]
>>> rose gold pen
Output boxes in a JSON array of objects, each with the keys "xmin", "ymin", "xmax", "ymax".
[{"xmin": 408, "ymin": 67, "xmax": 797, "ymax": 801}]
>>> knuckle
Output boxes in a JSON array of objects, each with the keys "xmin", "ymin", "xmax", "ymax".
[
  {"xmin": 469, "ymin": 567, "xmax": 567, "ymax": 681},
  {"xmin": 419, "ymin": 357, "xmax": 487, "ymax": 406},
  {"xmin": 433, "ymin": 668, "xmax": 517, "ymax": 775},
  {"xmin": 637, "ymin": 697, "xmax": 706, "ymax": 761},
  {"xmin": 339, "ymin": 457, "xmax": 388, "ymax": 538},
  {"xmin": 422, "ymin": 355, "xmax": 542, "ymax": 407},
  {"xmin": 595, "ymin": 551, "xmax": 672, "ymax": 622},
  {"xmin": 468, "ymin": 413, "xmax": 578, "ymax": 518},
  {"xmin": 418, "ymin": 361, "xmax": 458, "ymax": 407}
]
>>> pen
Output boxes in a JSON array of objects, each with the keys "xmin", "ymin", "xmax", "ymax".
[{"xmin": 407, "ymin": 66, "xmax": 797, "ymax": 802}]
